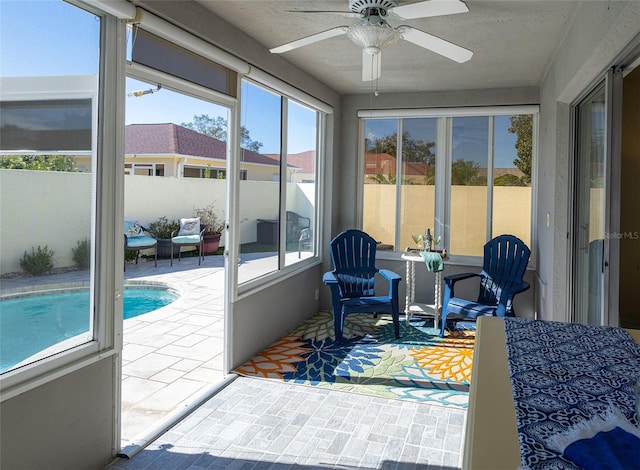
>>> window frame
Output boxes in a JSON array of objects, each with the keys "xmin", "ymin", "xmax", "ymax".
[
  {"xmin": 0, "ymin": 2, "xmax": 124, "ymax": 400},
  {"xmin": 235, "ymin": 77, "xmax": 326, "ymax": 295},
  {"xmin": 358, "ymin": 105, "xmax": 538, "ymax": 267}
]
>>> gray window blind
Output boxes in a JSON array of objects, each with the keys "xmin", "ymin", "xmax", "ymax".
[
  {"xmin": 0, "ymin": 99, "xmax": 92, "ymax": 151},
  {"xmin": 132, "ymin": 29, "xmax": 237, "ymax": 97}
]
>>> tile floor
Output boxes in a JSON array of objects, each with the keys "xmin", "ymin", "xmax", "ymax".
[{"xmin": 105, "ymin": 376, "xmax": 467, "ymax": 469}]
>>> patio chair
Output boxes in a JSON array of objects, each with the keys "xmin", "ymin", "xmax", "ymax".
[
  {"xmin": 323, "ymin": 229, "xmax": 401, "ymax": 341},
  {"xmin": 171, "ymin": 217, "xmax": 205, "ymax": 266},
  {"xmin": 439, "ymin": 234, "xmax": 530, "ymax": 337},
  {"xmin": 298, "ymin": 227, "xmax": 313, "ymax": 258},
  {"xmin": 286, "ymin": 211, "xmax": 311, "ymax": 244},
  {"xmin": 124, "ymin": 220, "xmax": 157, "ymax": 271}
]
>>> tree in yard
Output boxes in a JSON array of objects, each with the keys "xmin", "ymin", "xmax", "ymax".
[
  {"xmin": 507, "ymin": 114, "xmax": 533, "ymax": 184},
  {"xmin": 494, "ymin": 173, "xmax": 526, "ymax": 186},
  {"xmin": 181, "ymin": 114, "xmax": 263, "ymax": 152},
  {"xmin": 366, "ymin": 131, "xmax": 436, "ymax": 184},
  {"xmin": 365, "ymin": 131, "xmax": 435, "ymax": 165},
  {"xmin": 451, "ymin": 159, "xmax": 486, "ymax": 186},
  {"xmin": 0, "ymin": 155, "xmax": 77, "ymax": 172}
]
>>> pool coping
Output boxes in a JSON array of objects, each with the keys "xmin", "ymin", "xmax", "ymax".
[
  {"xmin": 1, "ymin": 280, "xmax": 184, "ymax": 373},
  {"xmin": 0, "ymin": 279, "xmax": 182, "ymax": 300}
]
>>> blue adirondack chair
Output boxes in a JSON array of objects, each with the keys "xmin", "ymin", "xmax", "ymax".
[
  {"xmin": 439, "ymin": 234, "xmax": 531, "ymax": 337},
  {"xmin": 323, "ymin": 229, "xmax": 401, "ymax": 341}
]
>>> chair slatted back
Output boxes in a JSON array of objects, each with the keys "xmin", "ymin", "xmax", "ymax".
[
  {"xmin": 329, "ymin": 229, "xmax": 379, "ymax": 298},
  {"xmin": 478, "ymin": 234, "xmax": 531, "ymax": 306}
]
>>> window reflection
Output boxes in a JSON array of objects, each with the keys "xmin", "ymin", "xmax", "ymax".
[
  {"xmin": 400, "ymin": 118, "xmax": 437, "ymax": 251},
  {"xmin": 363, "ymin": 119, "xmax": 398, "ymax": 249},
  {"xmin": 361, "ymin": 112, "xmax": 534, "ymax": 259}
]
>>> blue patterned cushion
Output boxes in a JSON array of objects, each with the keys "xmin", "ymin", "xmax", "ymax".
[
  {"xmin": 124, "ymin": 220, "xmax": 143, "ymax": 238},
  {"xmin": 179, "ymin": 217, "xmax": 200, "ymax": 236}
]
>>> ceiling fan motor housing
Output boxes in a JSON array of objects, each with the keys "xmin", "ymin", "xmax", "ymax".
[{"xmin": 349, "ymin": 0, "xmax": 397, "ymax": 14}]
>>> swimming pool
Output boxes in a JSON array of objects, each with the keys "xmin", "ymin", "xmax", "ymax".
[{"xmin": 0, "ymin": 285, "xmax": 179, "ymax": 373}]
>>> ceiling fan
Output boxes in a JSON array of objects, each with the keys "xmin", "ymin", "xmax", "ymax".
[{"xmin": 270, "ymin": 0, "xmax": 473, "ymax": 82}]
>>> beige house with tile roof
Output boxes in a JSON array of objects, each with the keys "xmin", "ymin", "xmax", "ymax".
[{"xmin": 74, "ymin": 123, "xmax": 299, "ymax": 181}]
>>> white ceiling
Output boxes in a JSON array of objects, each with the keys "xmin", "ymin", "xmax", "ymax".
[{"xmin": 195, "ymin": 0, "xmax": 581, "ymax": 95}]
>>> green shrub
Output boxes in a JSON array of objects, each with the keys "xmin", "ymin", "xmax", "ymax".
[
  {"xmin": 72, "ymin": 238, "xmax": 90, "ymax": 268},
  {"xmin": 20, "ymin": 245, "xmax": 54, "ymax": 276},
  {"xmin": 148, "ymin": 216, "xmax": 179, "ymax": 239},
  {"xmin": 124, "ymin": 250, "xmax": 138, "ymax": 262}
]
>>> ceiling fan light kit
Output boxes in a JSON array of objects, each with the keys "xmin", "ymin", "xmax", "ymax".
[
  {"xmin": 271, "ymin": 0, "xmax": 472, "ymax": 81},
  {"xmin": 347, "ymin": 23, "xmax": 399, "ymax": 54}
]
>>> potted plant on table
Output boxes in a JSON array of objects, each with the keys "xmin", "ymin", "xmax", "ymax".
[
  {"xmin": 194, "ymin": 203, "xmax": 225, "ymax": 255},
  {"xmin": 148, "ymin": 216, "xmax": 180, "ymax": 258}
]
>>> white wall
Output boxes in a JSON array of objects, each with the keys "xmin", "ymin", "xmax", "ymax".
[{"xmin": 537, "ymin": 0, "xmax": 640, "ymax": 321}]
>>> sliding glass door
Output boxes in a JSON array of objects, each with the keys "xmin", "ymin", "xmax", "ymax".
[
  {"xmin": 573, "ymin": 83, "xmax": 607, "ymax": 325},
  {"xmin": 571, "ymin": 68, "xmax": 623, "ymax": 326}
]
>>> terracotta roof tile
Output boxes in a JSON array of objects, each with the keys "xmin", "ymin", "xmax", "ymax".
[{"xmin": 125, "ymin": 123, "xmax": 280, "ymax": 166}]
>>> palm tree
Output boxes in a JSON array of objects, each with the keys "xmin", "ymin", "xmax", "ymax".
[{"xmin": 451, "ymin": 159, "xmax": 486, "ymax": 185}]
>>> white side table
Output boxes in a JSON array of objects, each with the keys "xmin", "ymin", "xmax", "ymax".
[{"xmin": 401, "ymin": 251, "xmax": 445, "ymax": 328}]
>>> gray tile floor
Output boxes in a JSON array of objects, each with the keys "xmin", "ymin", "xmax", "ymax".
[{"xmin": 104, "ymin": 376, "xmax": 467, "ymax": 469}]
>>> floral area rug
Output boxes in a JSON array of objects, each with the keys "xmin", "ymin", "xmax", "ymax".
[{"xmin": 234, "ymin": 311, "xmax": 474, "ymax": 409}]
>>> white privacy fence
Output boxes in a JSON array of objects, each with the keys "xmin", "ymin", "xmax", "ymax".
[{"xmin": 0, "ymin": 170, "xmax": 314, "ymax": 275}]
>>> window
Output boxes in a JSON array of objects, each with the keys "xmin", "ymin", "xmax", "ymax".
[
  {"xmin": 238, "ymin": 79, "xmax": 321, "ymax": 283},
  {"xmin": 0, "ymin": 1, "xmax": 102, "ymax": 376},
  {"xmin": 361, "ymin": 107, "xmax": 536, "ymax": 260}
]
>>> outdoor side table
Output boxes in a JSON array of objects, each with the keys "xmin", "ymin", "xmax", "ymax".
[{"xmin": 401, "ymin": 251, "xmax": 446, "ymax": 328}]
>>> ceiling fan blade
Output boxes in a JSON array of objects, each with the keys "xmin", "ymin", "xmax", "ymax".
[
  {"xmin": 287, "ymin": 10, "xmax": 360, "ymax": 18},
  {"xmin": 390, "ymin": 0, "xmax": 469, "ymax": 20},
  {"xmin": 270, "ymin": 26, "xmax": 349, "ymax": 54},
  {"xmin": 398, "ymin": 26, "xmax": 472, "ymax": 63},
  {"xmin": 362, "ymin": 50, "xmax": 382, "ymax": 82}
]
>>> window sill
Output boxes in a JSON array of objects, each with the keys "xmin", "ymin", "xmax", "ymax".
[{"xmin": 0, "ymin": 342, "xmax": 116, "ymax": 402}]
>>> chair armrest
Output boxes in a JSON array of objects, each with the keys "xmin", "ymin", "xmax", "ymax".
[
  {"xmin": 323, "ymin": 271, "xmax": 338, "ymax": 285},
  {"xmin": 379, "ymin": 269, "xmax": 401, "ymax": 300},
  {"xmin": 444, "ymin": 272, "xmax": 481, "ymax": 288},
  {"xmin": 444, "ymin": 272, "xmax": 481, "ymax": 299},
  {"xmin": 379, "ymin": 269, "xmax": 401, "ymax": 283},
  {"xmin": 323, "ymin": 271, "xmax": 344, "ymax": 300},
  {"xmin": 171, "ymin": 228, "xmax": 180, "ymax": 237},
  {"xmin": 445, "ymin": 272, "xmax": 480, "ymax": 282}
]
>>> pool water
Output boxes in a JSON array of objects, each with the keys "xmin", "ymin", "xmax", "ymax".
[{"xmin": 0, "ymin": 287, "xmax": 179, "ymax": 373}]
